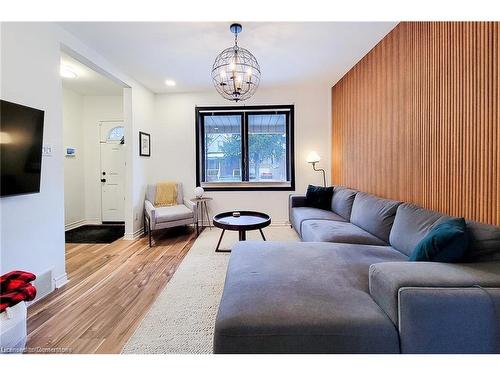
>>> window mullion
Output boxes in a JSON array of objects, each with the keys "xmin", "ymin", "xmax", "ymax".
[
  {"xmin": 200, "ymin": 113, "xmax": 206, "ymax": 183},
  {"xmin": 242, "ymin": 112, "xmax": 249, "ymax": 182}
]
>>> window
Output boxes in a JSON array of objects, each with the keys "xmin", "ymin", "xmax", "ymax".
[
  {"xmin": 196, "ymin": 105, "xmax": 294, "ymax": 191},
  {"xmin": 107, "ymin": 126, "xmax": 124, "ymax": 142}
]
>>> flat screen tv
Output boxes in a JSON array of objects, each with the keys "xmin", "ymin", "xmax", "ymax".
[{"xmin": 1, "ymin": 100, "xmax": 45, "ymax": 197}]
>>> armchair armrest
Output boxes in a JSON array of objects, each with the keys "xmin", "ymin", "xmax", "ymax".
[
  {"xmin": 397, "ymin": 287, "xmax": 500, "ymax": 353},
  {"xmin": 183, "ymin": 198, "xmax": 197, "ymax": 222},
  {"xmin": 144, "ymin": 200, "xmax": 156, "ymax": 227},
  {"xmin": 369, "ymin": 261, "xmax": 500, "ymax": 325}
]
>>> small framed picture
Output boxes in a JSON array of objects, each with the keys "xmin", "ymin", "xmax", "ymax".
[{"xmin": 139, "ymin": 131, "xmax": 151, "ymax": 157}]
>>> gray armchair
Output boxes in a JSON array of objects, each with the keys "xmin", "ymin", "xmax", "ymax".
[{"xmin": 144, "ymin": 183, "xmax": 197, "ymax": 247}]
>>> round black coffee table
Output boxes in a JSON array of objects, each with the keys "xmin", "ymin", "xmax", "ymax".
[{"xmin": 213, "ymin": 211, "xmax": 271, "ymax": 252}]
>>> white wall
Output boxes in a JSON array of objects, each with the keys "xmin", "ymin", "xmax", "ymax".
[
  {"xmin": 152, "ymin": 83, "xmax": 332, "ymax": 224},
  {"xmin": 62, "ymin": 90, "xmax": 123, "ymax": 228},
  {"xmin": 1, "ymin": 23, "xmax": 67, "ymax": 285},
  {"xmin": 62, "ymin": 88, "xmax": 85, "ymax": 227},
  {"xmin": 127, "ymin": 85, "xmax": 154, "ymax": 237},
  {"xmin": 1, "ymin": 22, "xmax": 155, "ymax": 293}
]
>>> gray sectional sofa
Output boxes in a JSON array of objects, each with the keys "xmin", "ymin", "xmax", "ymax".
[{"xmin": 214, "ymin": 186, "xmax": 500, "ymax": 353}]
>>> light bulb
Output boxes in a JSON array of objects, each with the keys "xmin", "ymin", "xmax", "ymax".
[
  {"xmin": 60, "ymin": 65, "xmax": 77, "ymax": 79},
  {"xmin": 306, "ymin": 151, "xmax": 321, "ymax": 163},
  {"xmin": 247, "ymin": 68, "xmax": 252, "ymax": 77}
]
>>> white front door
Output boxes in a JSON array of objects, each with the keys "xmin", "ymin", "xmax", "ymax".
[{"xmin": 100, "ymin": 121, "xmax": 125, "ymax": 222}]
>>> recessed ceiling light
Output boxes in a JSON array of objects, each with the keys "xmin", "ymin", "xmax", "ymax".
[
  {"xmin": 165, "ymin": 80, "xmax": 176, "ymax": 87},
  {"xmin": 60, "ymin": 65, "xmax": 78, "ymax": 79}
]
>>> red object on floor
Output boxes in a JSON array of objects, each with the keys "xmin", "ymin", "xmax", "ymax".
[{"xmin": 0, "ymin": 270, "xmax": 37, "ymax": 313}]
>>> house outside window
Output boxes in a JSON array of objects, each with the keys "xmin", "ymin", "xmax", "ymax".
[{"xmin": 196, "ymin": 105, "xmax": 295, "ymax": 191}]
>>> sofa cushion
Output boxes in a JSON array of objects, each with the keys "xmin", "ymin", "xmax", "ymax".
[
  {"xmin": 350, "ymin": 192, "xmax": 401, "ymax": 243},
  {"xmin": 155, "ymin": 204, "xmax": 193, "ymax": 223},
  {"xmin": 464, "ymin": 220, "xmax": 500, "ymax": 262},
  {"xmin": 290, "ymin": 207, "xmax": 346, "ymax": 236},
  {"xmin": 331, "ymin": 186, "xmax": 357, "ymax": 220},
  {"xmin": 389, "ymin": 203, "xmax": 451, "ymax": 257},
  {"xmin": 301, "ymin": 220, "xmax": 388, "ymax": 246},
  {"xmin": 409, "ymin": 218, "xmax": 469, "ymax": 262},
  {"xmin": 214, "ymin": 241, "xmax": 407, "ymax": 353},
  {"xmin": 305, "ymin": 185, "xmax": 334, "ymax": 210}
]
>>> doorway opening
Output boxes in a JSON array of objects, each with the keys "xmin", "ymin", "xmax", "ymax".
[{"xmin": 61, "ymin": 50, "xmax": 127, "ymax": 244}]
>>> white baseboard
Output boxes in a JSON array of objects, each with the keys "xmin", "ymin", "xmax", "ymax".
[
  {"xmin": 54, "ymin": 273, "xmax": 69, "ymax": 289},
  {"xmin": 270, "ymin": 221, "xmax": 290, "ymax": 226},
  {"xmin": 65, "ymin": 218, "xmax": 101, "ymax": 231},
  {"xmin": 124, "ymin": 227, "xmax": 144, "ymax": 241},
  {"xmin": 26, "ymin": 272, "xmax": 68, "ymax": 307},
  {"xmin": 124, "ymin": 222, "xmax": 289, "ymax": 240}
]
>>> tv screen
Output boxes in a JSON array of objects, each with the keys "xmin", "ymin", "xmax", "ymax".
[{"xmin": 1, "ymin": 100, "xmax": 45, "ymax": 197}]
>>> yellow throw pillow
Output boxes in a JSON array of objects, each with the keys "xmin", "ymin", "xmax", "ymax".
[{"xmin": 155, "ymin": 182, "xmax": 177, "ymax": 207}]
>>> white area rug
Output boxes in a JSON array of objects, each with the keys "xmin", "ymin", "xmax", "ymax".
[{"xmin": 122, "ymin": 225, "xmax": 299, "ymax": 354}]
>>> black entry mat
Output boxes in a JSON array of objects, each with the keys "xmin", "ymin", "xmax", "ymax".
[{"xmin": 65, "ymin": 224, "xmax": 125, "ymax": 244}]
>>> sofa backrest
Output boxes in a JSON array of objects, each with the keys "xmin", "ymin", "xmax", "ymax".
[
  {"xmin": 390, "ymin": 203, "xmax": 500, "ymax": 260},
  {"xmin": 464, "ymin": 220, "xmax": 500, "ymax": 262},
  {"xmin": 146, "ymin": 183, "xmax": 183, "ymax": 205},
  {"xmin": 350, "ymin": 192, "xmax": 401, "ymax": 243},
  {"xmin": 331, "ymin": 186, "xmax": 357, "ymax": 220},
  {"xmin": 389, "ymin": 203, "xmax": 452, "ymax": 256}
]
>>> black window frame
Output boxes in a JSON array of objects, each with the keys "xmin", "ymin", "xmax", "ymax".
[{"xmin": 195, "ymin": 104, "xmax": 295, "ymax": 191}]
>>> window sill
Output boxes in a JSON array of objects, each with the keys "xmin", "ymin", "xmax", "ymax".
[{"xmin": 201, "ymin": 181, "xmax": 294, "ymax": 191}]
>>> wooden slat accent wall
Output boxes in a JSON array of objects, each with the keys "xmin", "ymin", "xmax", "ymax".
[{"xmin": 332, "ymin": 22, "xmax": 499, "ymax": 226}]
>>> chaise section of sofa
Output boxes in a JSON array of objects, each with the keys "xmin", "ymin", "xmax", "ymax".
[{"xmin": 214, "ymin": 241, "xmax": 407, "ymax": 354}]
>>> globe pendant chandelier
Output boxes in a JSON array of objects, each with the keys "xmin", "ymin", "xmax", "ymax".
[{"xmin": 211, "ymin": 23, "xmax": 261, "ymax": 102}]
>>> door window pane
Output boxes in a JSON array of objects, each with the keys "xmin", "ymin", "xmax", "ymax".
[
  {"xmin": 248, "ymin": 114, "xmax": 287, "ymax": 182},
  {"xmin": 204, "ymin": 115, "xmax": 242, "ymax": 182},
  {"xmin": 107, "ymin": 126, "xmax": 124, "ymax": 141}
]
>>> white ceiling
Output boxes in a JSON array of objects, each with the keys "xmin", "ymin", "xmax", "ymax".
[
  {"xmin": 61, "ymin": 52, "xmax": 124, "ymax": 96},
  {"xmin": 59, "ymin": 22, "xmax": 397, "ymax": 94}
]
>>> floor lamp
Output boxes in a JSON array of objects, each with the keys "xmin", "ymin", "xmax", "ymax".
[{"xmin": 306, "ymin": 151, "xmax": 326, "ymax": 187}]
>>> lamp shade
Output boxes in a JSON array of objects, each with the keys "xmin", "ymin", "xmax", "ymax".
[{"xmin": 306, "ymin": 151, "xmax": 321, "ymax": 163}]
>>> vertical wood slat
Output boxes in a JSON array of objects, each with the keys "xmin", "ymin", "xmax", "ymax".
[{"xmin": 331, "ymin": 22, "xmax": 500, "ymax": 226}]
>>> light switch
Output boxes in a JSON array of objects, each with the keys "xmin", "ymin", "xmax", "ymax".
[{"xmin": 42, "ymin": 145, "xmax": 53, "ymax": 156}]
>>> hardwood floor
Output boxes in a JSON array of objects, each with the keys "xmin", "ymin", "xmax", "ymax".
[{"xmin": 26, "ymin": 227, "xmax": 198, "ymax": 354}]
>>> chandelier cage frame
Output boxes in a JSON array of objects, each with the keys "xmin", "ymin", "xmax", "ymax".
[{"xmin": 211, "ymin": 23, "xmax": 261, "ymax": 102}]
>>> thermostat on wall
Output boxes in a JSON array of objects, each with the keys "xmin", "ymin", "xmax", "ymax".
[{"xmin": 65, "ymin": 147, "xmax": 76, "ymax": 157}]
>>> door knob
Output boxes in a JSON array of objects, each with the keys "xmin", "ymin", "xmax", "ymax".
[{"xmin": 101, "ymin": 178, "xmax": 106, "ymax": 183}]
